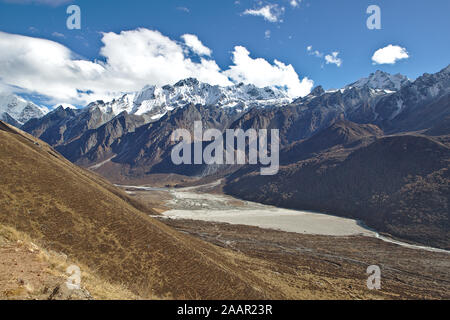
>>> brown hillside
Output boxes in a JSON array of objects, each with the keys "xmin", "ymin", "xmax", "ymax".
[{"xmin": 0, "ymin": 121, "xmax": 281, "ymax": 299}]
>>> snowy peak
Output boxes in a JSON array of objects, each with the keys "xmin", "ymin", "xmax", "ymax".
[
  {"xmin": 53, "ymin": 103, "xmax": 77, "ymax": 110},
  {"xmin": 136, "ymin": 78, "xmax": 291, "ymax": 109},
  {"xmin": 88, "ymin": 94, "xmax": 136, "ymax": 117},
  {"xmin": 174, "ymin": 78, "xmax": 200, "ymax": 87},
  {"xmin": 0, "ymin": 93, "xmax": 48, "ymax": 125},
  {"xmin": 87, "ymin": 78, "xmax": 292, "ymax": 121},
  {"xmin": 135, "ymin": 80, "xmax": 291, "ymax": 119},
  {"xmin": 348, "ymin": 70, "xmax": 410, "ymax": 91},
  {"xmin": 309, "ymin": 86, "xmax": 325, "ymax": 97}
]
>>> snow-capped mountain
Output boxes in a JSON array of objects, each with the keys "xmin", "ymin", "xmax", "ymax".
[
  {"xmin": 347, "ymin": 70, "xmax": 410, "ymax": 91},
  {"xmin": 21, "ymin": 64, "xmax": 450, "ymax": 181},
  {"xmin": 373, "ymin": 64, "xmax": 450, "ymax": 122},
  {"xmin": 52, "ymin": 103, "xmax": 77, "ymax": 110},
  {"xmin": 0, "ymin": 93, "xmax": 49, "ymax": 125},
  {"xmin": 88, "ymin": 78, "xmax": 292, "ymax": 121}
]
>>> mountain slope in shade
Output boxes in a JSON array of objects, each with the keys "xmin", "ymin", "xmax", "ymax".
[
  {"xmin": 280, "ymin": 120, "xmax": 384, "ymax": 165},
  {"xmin": 21, "ymin": 105, "xmax": 115, "ymax": 147},
  {"xmin": 0, "ymin": 93, "xmax": 48, "ymax": 125},
  {"xmin": 225, "ymin": 122, "xmax": 450, "ymax": 250},
  {"xmin": 93, "ymin": 103, "xmax": 241, "ymax": 180},
  {"xmin": 55, "ymin": 112, "xmax": 146, "ymax": 166},
  {"xmin": 0, "ymin": 120, "xmax": 296, "ymax": 299},
  {"xmin": 374, "ymin": 65, "xmax": 450, "ymax": 128},
  {"xmin": 20, "ymin": 78, "xmax": 293, "ymax": 170}
]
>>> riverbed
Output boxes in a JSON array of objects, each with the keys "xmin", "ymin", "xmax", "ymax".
[{"xmin": 117, "ymin": 181, "xmax": 450, "ymax": 254}]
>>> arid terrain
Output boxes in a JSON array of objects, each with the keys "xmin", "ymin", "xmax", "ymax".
[
  {"xmin": 120, "ymin": 181, "xmax": 450, "ymax": 299},
  {"xmin": 162, "ymin": 219, "xmax": 450, "ymax": 300},
  {"xmin": 2, "ymin": 120, "xmax": 449, "ymax": 300}
]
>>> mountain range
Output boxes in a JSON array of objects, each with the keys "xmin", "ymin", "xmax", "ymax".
[{"xmin": 3, "ymin": 64, "xmax": 450, "ymax": 249}]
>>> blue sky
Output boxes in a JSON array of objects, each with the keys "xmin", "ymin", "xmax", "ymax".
[{"xmin": 0, "ymin": 0, "xmax": 449, "ymax": 106}]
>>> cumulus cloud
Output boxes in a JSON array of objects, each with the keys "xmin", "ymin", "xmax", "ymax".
[
  {"xmin": 243, "ymin": 4, "xmax": 285, "ymax": 23},
  {"xmin": 181, "ymin": 34, "xmax": 212, "ymax": 57},
  {"xmin": 372, "ymin": 44, "xmax": 409, "ymax": 65},
  {"xmin": 325, "ymin": 52, "xmax": 342, "ymax": 67},
  {"xmin": 0, "ymin": 31, "xmax": 107, "ymax": 104},
  {"xmin": 0, "ymin": 29, "xmax": 313, "ymax": 105},
  {"xmin": 224, "ymin": 46, "xmax": 313, "ymax": 97}
]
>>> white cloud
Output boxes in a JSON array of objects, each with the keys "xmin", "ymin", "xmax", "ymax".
[
  {"xmin": 308, "ymin": 46, "xmax": 342, "ymax": 67},
  {"xmin": 264, "ymin": 30, "xmax": 271, "ymax": 39},
  {"xmin": 0, "ymin": 31, "xmax": 107, "ymax": 104},
  {"xmin": 307, "ymin": 45, "xmax": 324, "ymax": 58},
  {"xmin": 243, "ymin": 4, "xmax": 285, "ymax": 23},
  {"xmin": 99, "ymin": 29, "xmax": 230, "ymax": 89},
  {"xmin": 0, "ymin": 29, "xmax": 230, "ymax": 104},
  {"xmin": 290, "ymin": 0, "xmax": 300, "ymax": 8},
  {"xmin": 224, "ymin": 46, "xmax": 313, "ymax": 97},
  {"xmin": 0, "ymin": 29, "xmax": 313, "ymax": 105},
  {"xmin": 372, "ymin": 44, "xmax": 409, "ymax": 65},
  {"xmin": 51, "ymin": 32, "xmax": 65, "ymax": 38},
  {"xmin": 181, "ymin": 34, "xmax": 212, "ymax": 57},
  {"xmin": 325, "ymin": 52, "xmax": 342, "ymax": 67}
]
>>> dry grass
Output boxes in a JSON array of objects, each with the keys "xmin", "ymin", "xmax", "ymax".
[
  {"xmin": 0, "ymin": 224, "xmax": 139, "ymax": 300},
  {"xmin": 0, "ymin": 122, "xmax": 286, "ymax": 299},
  {"xmin": 2, "ymin": 121, "xmax": 425, "ymax": 300}
]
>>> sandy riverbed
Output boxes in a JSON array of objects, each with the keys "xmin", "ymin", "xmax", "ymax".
[
  {"xmin": 117, "ymin": 182, "xmax": 450, "ymax": 253},
  {"xmin": 163, "ymin": 186, "xmax": 375, "ymax": 237}
]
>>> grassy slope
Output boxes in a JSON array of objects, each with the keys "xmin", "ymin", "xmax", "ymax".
[
  {"xmin": 2, "ymin": 121, "xmax": 421, "ymax": 300},
  {"xmin": 0, "ymin": 121, "xmax": 281, "ymax": 299}
]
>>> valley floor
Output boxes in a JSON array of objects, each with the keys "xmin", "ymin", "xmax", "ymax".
[{"xmin": 119, "ymin": 182, "xmax": 450, "ymax": 299}]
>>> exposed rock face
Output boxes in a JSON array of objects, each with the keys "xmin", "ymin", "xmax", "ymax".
[
  {"xmin": 108, "ymin": 103, "xmax": 241, "ymax": 177},
  {"xmin": 55, "ymin": 112, "xmax": 146, "ymax": 165}
]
